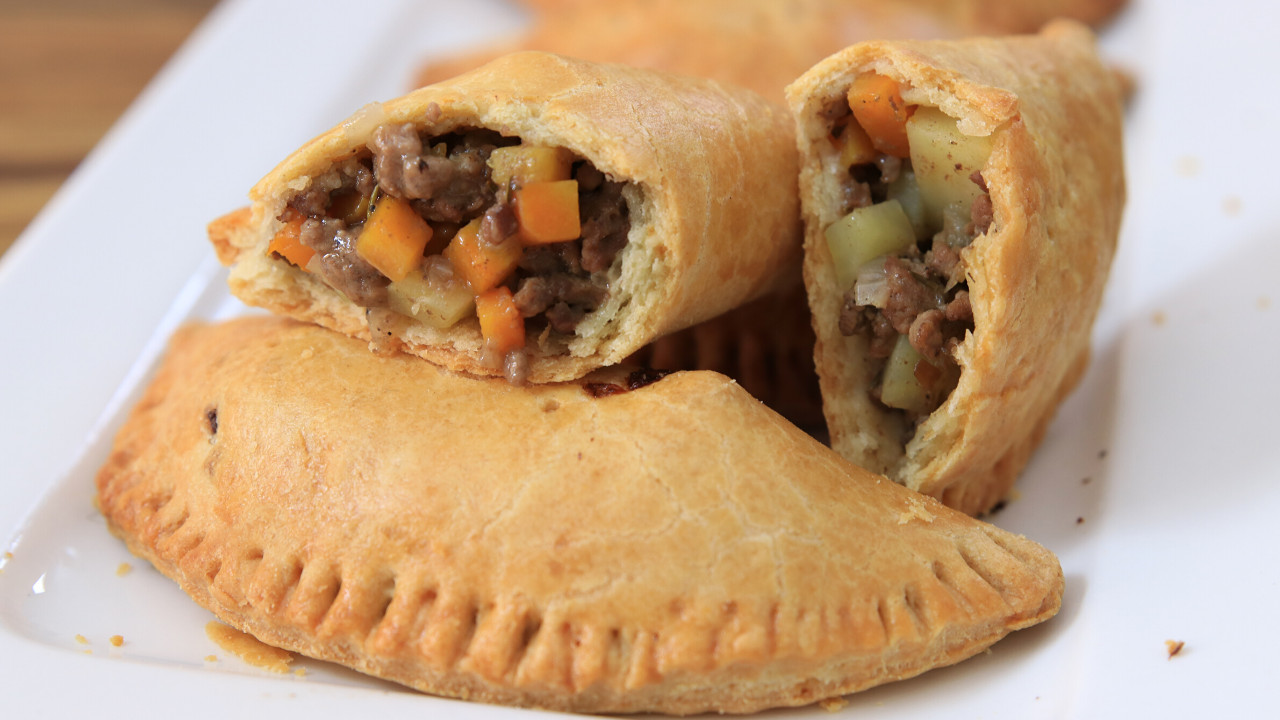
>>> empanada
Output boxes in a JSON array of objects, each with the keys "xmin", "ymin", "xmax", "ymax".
[
  {"xmin": 786, "ymin": 20, "xmax": 1125, "ymax": 515},
  {"xmin": 419, "ymin": 0, "xmax": 1130, "ymax": 104},
  {"xmin": 209, "ymin": 51, "xmax": 801, "ymax": 384},
  {"xmin": 97, "ymin": 316, "xmax": 1064, "ymax": 715}
]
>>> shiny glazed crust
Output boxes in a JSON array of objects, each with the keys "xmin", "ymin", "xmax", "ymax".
[
  {"xmin": 210, "ymin": 51, "xmax": 801, "ymax": 384},
  {"xmin": 97, "ymin": 316, "xmax": 1064, "ymax": 715},
  {"xmin": 786, "ymin": 21, "xmax": 1126, "ymax": 515}
]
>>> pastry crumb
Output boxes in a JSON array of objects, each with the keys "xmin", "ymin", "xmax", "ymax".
[
  {"xmin": 115, "ymin": 562, "xmax": 133, "ymax": 577},
  {"xmin": 1151, "ymin": 310, "xmax": 1166, "ymax": 326},
  {"xmin": 1258, "ymin": 296, "xmax": 1271, "ymax": 311},
  {"xmin": 109, "ymin": 635, "xmax": 124, "ymax": 647},
  {"xmin": 74, "ymin": 634, "xmax": 89, "ymax": 645},
  {"xmin": 1176, "ymin": 155, "xmax": 1200, "ymax": 177},
  {"xmin": 1165, "ymin": 639, "xmax": 1185, "ymax": 659},
  {"xmin": 897, "ymin": 498, "xmax": 936, "ymax": 525},
  {"xmin": 205, "ymin": 654, "xmax": 219, "ymax": 662},
  {"xmin": 206, "ymin": 620, "xmax": 294, "ymax": 673},
  {"xmin": 1076, "ymin": 517, "xmax": 1085, "ymax": 525},
  {"xmin": 819, "ymin": 697, "xmax": 848, "ymax": 712},
  {"xmin": 293, "ymin": 668, "xmax": 307, "ymax": 678},
  {"xmin": 1081, "ymin": 476, "xmax": 1093, "ymax": 485},
  {"xmin": 1222, "ymin": 196, "xmax": 1241, "ymax": 216}
]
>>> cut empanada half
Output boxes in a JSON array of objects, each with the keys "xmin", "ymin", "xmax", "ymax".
[
  {"xmin": 786, "ymin": 20, "xmax": 1125, "ymax": 515},
  {"xmin": 209, "ymin": 51, "xmax": 801, "ymax": 385},
  {"xmin": 97, "ymin": 316, "xmax": 1063, "ymax": 715}
]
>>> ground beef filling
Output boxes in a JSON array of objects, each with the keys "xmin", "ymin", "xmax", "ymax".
[
  {"xmin": 834, "ymin": 151, "xmax": 988, "ymax": 419},
  {"xmin": 279, "ymin": 123, "xmax": 631, "ymax": 341}
]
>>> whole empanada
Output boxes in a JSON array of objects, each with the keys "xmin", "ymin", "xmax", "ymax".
[
  {"xmin": 419, "ymin": 0, "xmax": 1130, "ymax": 104},
  {"xmin": 210, "ymin": 51, "xmax": 801, "ymax": 384},
  {"xmin": 96, "ymin": 316, "xmax": 1064, "ymax": 715},
  {"xmin": 786, "ymin": 21, "xmax": 1125, "ymax": 515}
]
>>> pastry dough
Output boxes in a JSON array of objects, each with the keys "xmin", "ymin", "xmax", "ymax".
[
  {"xmin": 210, "ymin": 51, "xmax": 801, "ymax": 384},
  {"xmin": 97, "ymin": 316, "xmax": 1064, "ymax": 715},
  {"xmin": 786, "ymin": 21, "xmax": 1125, "ymax": 515}
]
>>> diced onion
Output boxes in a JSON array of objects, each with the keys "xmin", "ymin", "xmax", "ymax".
[
  {"xmin": 340, "ymin": 102, "xmax": 389, "ymax": 143},
  {"xmin": 853, "ymin": 257, "xmax": 890, "ymax": 307}
]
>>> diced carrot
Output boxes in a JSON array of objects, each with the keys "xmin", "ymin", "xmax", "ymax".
[
  {"xmin": 489, "ymin": 146, "xmax": 573, "ymax": 189},
  {"xmin": 355, "ymin": 194, "xmax": 433, "ymax": 282},
  {"xmin": 848, "ymin": 73, "xmax": 913, "ymax": 158},
  {"xmin": 442, "ymin": 218, "xmax": 523, "ymax": 293},
  {"xmin": 475, "ymin": 287, "xmax": 525, "ymax": 356},
  {"xmin": 516, "ymin": 180, "xmax": 581, "ymax": 245},
  {"xmin": 267, "ymin": 215, "xmax": 315, "ymax": 269}
]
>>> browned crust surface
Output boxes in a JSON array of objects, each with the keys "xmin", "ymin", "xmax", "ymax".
[
  {"xmin": 213, "ymin": 51, "xmax": 801, "ymax": 384},
  {"xmin": 97, "ymin": 316, "xmax": 1064, "ymax": 715},
  {"xmin": 786, "ymin": 20, "xmax": 1126, "ymax": 515}
]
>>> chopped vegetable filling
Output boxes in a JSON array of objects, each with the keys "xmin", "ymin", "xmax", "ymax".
[
  {"xmin": 825, "ymin": 74, "xmax": 994, "ymax": 425},
  {"xmin": 270, "ymin": 120, "xmax": 632, "ymax": 381}
]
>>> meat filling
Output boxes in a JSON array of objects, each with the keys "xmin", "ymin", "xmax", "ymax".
[
  {"xmin": 271, "ymin": 118, "xmax": 633, "ymax": 370},
  {"xmin": 823, "ymin": 80, "xmax": 994, "ymax": 427}
]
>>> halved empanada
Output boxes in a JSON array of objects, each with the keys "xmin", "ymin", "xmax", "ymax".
[
  {"xmin": 97, "ymin": 316, "xmax": 1063, "ymax": 715},
  {"xmin": 210, "ymin": 51, "xmax": 801, "ymax": 385},
  {"xmin": 786, "ymin": 20, "xmax": 1125, "ymax": 515}
]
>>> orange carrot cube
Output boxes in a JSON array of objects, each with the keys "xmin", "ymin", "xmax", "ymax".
[
  {"xmin": 848, "ymin": 73, "xmax": 913, "ymax": 158},
  {"xmin": 267, "ymin": 216, "xmax": 315, "ymax": 269},
  {"xmin": 476, "ymin": 287, "xmax": 525, "ymax": 356},
  {"xmin": 516, "ymin": 180, "xmax": 581, "ymax": 245},
  {"xmin": 442, "ymin": 218, "xmax": 523, "ymax": 293},
  {"xmin": 355, "ymin": 195, "xmax": 433, "ymax": 282}
]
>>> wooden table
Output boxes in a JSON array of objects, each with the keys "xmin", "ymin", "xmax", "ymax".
[{"xmin": 0, "ymin": 0, "xmax": 218, "ymax": 258}]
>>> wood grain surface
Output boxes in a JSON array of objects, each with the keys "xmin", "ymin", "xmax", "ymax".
[{"xmin": 0, "ymin": 0, "xmax": 217, "ymax": 257}]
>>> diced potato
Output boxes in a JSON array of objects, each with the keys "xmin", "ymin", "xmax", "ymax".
[
  {"xmin": 880, "ymin": 334, "xmax": 960, "ymax": 414},
  {"xmin": 355, "ymin": 195, "xmax": 433, "ymax": 282},
  {"xmin": 880, "ymin": 335, "xmax": 931, "ymax": 412},
  {"xmin": 837, "ymin": 120, "xmax": 878, "ymax": 168},
  {"xmin": 886, "ymin": 166, "xmax": 930, "ymax": 240},
  {"xmin": 824, "ymin": 199, "xmax": 916, "ymax": 289},
  {"xmin": 386, "ymin": 256, "xmax": 475, "ymax": 329},
  {"xmin": 442, "ymin": 218, "xmax": 523, "ymax": 293},
  {"xmin": 516, "ymin": 180, "xmax": 581, "ymax": 245},
  {"xmin": 488, "ymin": 145, "xmax": 573, "ymax": 189},
  {"xmin": 906, "ymin": 106, "xmax": 993, "ymax": 230}
]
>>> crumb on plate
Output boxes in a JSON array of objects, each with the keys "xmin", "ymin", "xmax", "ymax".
[{"xmin": 206, "ymin": 620, "xmax": 294, "ymax": 673}]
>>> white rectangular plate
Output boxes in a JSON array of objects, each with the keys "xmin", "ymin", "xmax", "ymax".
[{"xmin": 2, "ymin": 0, "xmax": 1277, "ymax": 716}]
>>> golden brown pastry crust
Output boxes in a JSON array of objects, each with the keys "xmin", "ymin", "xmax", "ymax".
[
  {"xmin": 211, "ymin": 51, "xmax": 801, "ymax": 384},
  {"xmin": 97, "ymin": 316, "xmax": 1063, "ymax": 715},
  {"xmin": 786, "ymin": 20, "xmax": 1126, "ymax": 516},
  {"xmin": 419, "ymin": 0, "xmax": 1129, "ymax": 104}
]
